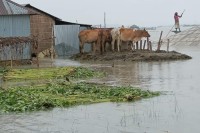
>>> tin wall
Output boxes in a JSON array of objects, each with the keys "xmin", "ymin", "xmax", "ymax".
[
  {"xmin": 54, "ymin": 25, "xmax": 91, "ymax": 56},
  {"xmin": 0, "ymin": 43, "xmax": 31, "ymax": 61},
  {"xmin": 0, "ymin": 15, "xmax": 31, "ymax": 61},
  {"xmin": 0, "ymin": 15, "xmax": 30, "ymax": 37}
]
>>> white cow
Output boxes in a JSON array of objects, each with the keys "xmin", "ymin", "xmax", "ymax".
[{"xmin": 110, "ymin": 28, "xmax": 121, "ymax": 51}]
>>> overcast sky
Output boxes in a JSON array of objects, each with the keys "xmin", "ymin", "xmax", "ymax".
[{"xmin": 14, "ymin": 0, "xmax": 200, "ymax": 27}]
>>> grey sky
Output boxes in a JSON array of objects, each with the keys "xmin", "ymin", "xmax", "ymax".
[{"xmin": 14, "ymin": 0, "xmax": 200, "ymax": 27}]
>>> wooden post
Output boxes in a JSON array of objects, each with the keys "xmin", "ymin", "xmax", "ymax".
[
  {"xmin": 51, "ymin": 48, "xmax": 53, "ymax": 67},
  {"xmin": 50, "ymin": 45, "xmax": 53, "ymax": 68},
  {"xmin": 157, "ymin": 31, "xmax": 163, "ymax": 51},
  {"xmin": 36, "ymin": 41, "xmax": 39, "ymax": 68},
  {"xmin": 149, "ymin": 41, "xmax": 152, "ymax": 51},
  {"xmin": 147, "ymin": 37, "xmax": 149, "ymax": 50},
  {"xmin": 143, "ymin": 40, "xmax": 146, "ymax": 50},
  {"xmin": 167, "ymin": 39, "xmax": 170, "ymax": 52},
  {"xmin": 10, "ymin": 45, "xmax": 13, "ymax": 69},
  {"xmin": 140, "ymin": 40, "xmax": 142, "ymax": 50},
  {"xmin": 51, "ymin": 23, "xmax": 55, "ymax": 67}
]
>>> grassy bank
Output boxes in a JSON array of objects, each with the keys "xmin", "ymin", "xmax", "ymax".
[{"xmin": 0, "ymin": 66, "xmax": 160, "ymax": 113}]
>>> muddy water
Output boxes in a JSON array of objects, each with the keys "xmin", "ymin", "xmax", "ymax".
[{"xmin": 0, "ymin": 46, "xmax": 200, "ymax": 133}]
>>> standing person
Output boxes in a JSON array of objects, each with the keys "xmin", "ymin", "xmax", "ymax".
[{"xmin": 174, "ymin": 12, "xmax": 182, "ymax": 32}]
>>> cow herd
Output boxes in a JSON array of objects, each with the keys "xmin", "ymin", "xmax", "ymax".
[{"xmin": 78, "ymin": 27, "xmax": 151, "ymax": 54}]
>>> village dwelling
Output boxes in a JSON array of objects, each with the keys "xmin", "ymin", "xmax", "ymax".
[
  {"xmin": 0, "ymin": 0, "xmax": 91, "ymax": 66},
  {"xmin": 24, "ymin": 4, "xmax": 91, "ymax": 57}
]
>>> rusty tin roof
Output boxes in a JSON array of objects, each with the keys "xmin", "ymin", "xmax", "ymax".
[{"xmin": 0, "ymin": 0, "xmax": 37, "ymax": 15}]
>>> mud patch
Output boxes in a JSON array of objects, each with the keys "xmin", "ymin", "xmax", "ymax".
[{"xmin": 70, "ymin": 50, "xmax": 192, "ymax": 61}]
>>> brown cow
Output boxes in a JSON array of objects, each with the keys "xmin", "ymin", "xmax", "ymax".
[
  {"xmin": 78, "ymin": 28, "xmax": 112, "ymax": 54},
  {"xmin": 98, "ymin": 28, "xmax": 112, "ymax": 53},
  {"xmin": 78, "ymin": 29, "xmax": 101, "ymax": 54},
  {"xmin": 119, "ymin": 28, "xmax": 150, "ymax": 51}
]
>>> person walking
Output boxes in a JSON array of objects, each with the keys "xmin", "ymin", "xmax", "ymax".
[{"xmin": 174, "ymin": 12, "xmax": 182, "ymax": 32}]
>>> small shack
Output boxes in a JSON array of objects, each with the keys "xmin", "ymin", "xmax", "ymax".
[
  {"xmin": 0, "ymin": 0, "xmax": 38, "ymax": 65},
  {"xmin": 0, "ymin": 0, "xmax": 92, "ymax": 66},
  {"xmin": 24, "ymin": 4, "xmax": 92, "ymax": 57}
]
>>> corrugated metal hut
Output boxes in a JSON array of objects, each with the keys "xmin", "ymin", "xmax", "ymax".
[
  {"xmin": 0, "ymin": 0, "xmax": 38, "ymax": 65},
  {"xmin": 24, "ymin": 4, "xmax": 92, "ymax": 57},
  {"xmin": 54, "ymin": 21, "xmax": 92, "ymax": 56},
  {"xmin": 0, "ymin": 0, "xmax": 92, "ymax": 65}
]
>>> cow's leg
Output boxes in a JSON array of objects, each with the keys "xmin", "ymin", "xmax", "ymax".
[
  {"xmin": 104, "ymin": 40, "xmax": 109, "ymax": 52},
  {"xmin": 101, "ymin": 40, "xmax": 105, "ymax": 54},
  {"xmin": 79, "ymin": 41, "xmax": 84, "ymax": 54},
  {"xmin": 117, "ymin": 37, "xmax": 120, "ymax": 52},
  {"xmin": 128, "ymin": 41, "xmax": 132, "ymax": 51},
  {"xmin": 111, "ymin": 39, "xmax": 115, "ymax": 52},
  {"xmin": 136, "ymin": 41, "xmax": 139, "ymax": 50},
  {"xmin": 91, "ymin": 43, "xmax": 94, "ymax": 52},
  {"xmin": 140, "ymin": 40, "xmax": 143, "ymax": 50},
  {"xmin": 104, "ymin": 42, "xmax": 106, "ymax": 52},
  {"xmin": 92, "ymin": 42, "xmax": 96, "ymax": 54},
  {"xmin": 131, "ymin": 41, "xmax": 135, "ymax": 51},
  {"xmin": 99, "ymin": 41, "xmax": 104, "ymax": 55}
]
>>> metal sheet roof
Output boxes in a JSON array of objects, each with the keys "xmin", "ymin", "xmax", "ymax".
[
  {"xmin": 24, "ymin": 4, "xmax": 92, "ymax": 27},
  {"xmin": 0, "ymin": 0, "xmax": 92, "ymax": 27},
  {"xmin": 163, "ymin": 26, "xmax": 200, "ymax": 46},
  {"xmin": 0, "ymin": 0, "xmax": 37, "ymax": 15}
]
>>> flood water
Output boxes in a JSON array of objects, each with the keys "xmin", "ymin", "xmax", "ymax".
[{"xmin": 1, "ymin": 27, "xmax": 200, "ymax": 133}]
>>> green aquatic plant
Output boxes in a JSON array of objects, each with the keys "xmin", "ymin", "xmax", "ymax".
[
  {"xmin": 2, "ymin": 66, "xmax": 103, "ymax": 81},
  {"xmin": 0, "ymin": 66, "xmax": 160, "ymax": 113},
  {"xmin": 0, "ymin": 82, "xmax": 160, "ymax": 113},
  {"xmin": 0, "ymin": 68, "xmax": 7, "ymax": 76},
  {"xmin": 69, "ymin": 67, "xmax": 104, "ymax": 79}
]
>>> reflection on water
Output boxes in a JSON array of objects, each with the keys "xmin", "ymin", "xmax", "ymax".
[{"xmin": 1, "ymin": 46, "xmax": 200, "ymax": 132}]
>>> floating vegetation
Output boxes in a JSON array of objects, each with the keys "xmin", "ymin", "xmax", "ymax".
[
  {"xmin": 0, "ymin": 68, "xmax": 7, "ymax": 76},
  {"xmin": 0, "ymin": 66, "xmax": 160, "ymax": 113},
  {"xmin": 2, "ymin": 66, "xmax": 103, "ymax": 81},
  {"xmin": 0, "ymin": 82, "xmax": 160, "ymax": 113}
]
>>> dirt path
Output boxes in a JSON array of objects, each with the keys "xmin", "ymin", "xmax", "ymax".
[{"xmin": 71, "ymin": 50, "xmax": 192, "ymax": 61}]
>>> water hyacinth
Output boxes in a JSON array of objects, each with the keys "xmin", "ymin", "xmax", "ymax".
[
  {"xmin": 0, "ymin": 66, "xmax": 160, "ymax": 113},
  {"xmin": 2, "ymin": 66, "xmax": 104, "ymax": 81},
  {"xmin": 0, "ymin": 82, "xmax": 160, "ymax": 113}
]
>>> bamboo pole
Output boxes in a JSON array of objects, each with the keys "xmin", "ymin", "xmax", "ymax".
[
  {"xmin": 143, "ymin": 40, "xmax": 146, "ymax": 50},
  {"xmin": 157, "ymin": 31, "xmax": 163, "ymax": 51},
  {"xmin": 10, "ymin": 45, "xmax": 13, "ymax": 69},
  {"xmin": 149, "ymin": 41, "xmax": 152, "ymax": 52},
  {"xmin": 140, "ymin": 40, "xmax": 142, "ymax": 50},
  {"xmin": 147, "ymin": 37, "xmax": 149, "ymax": 50}
]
